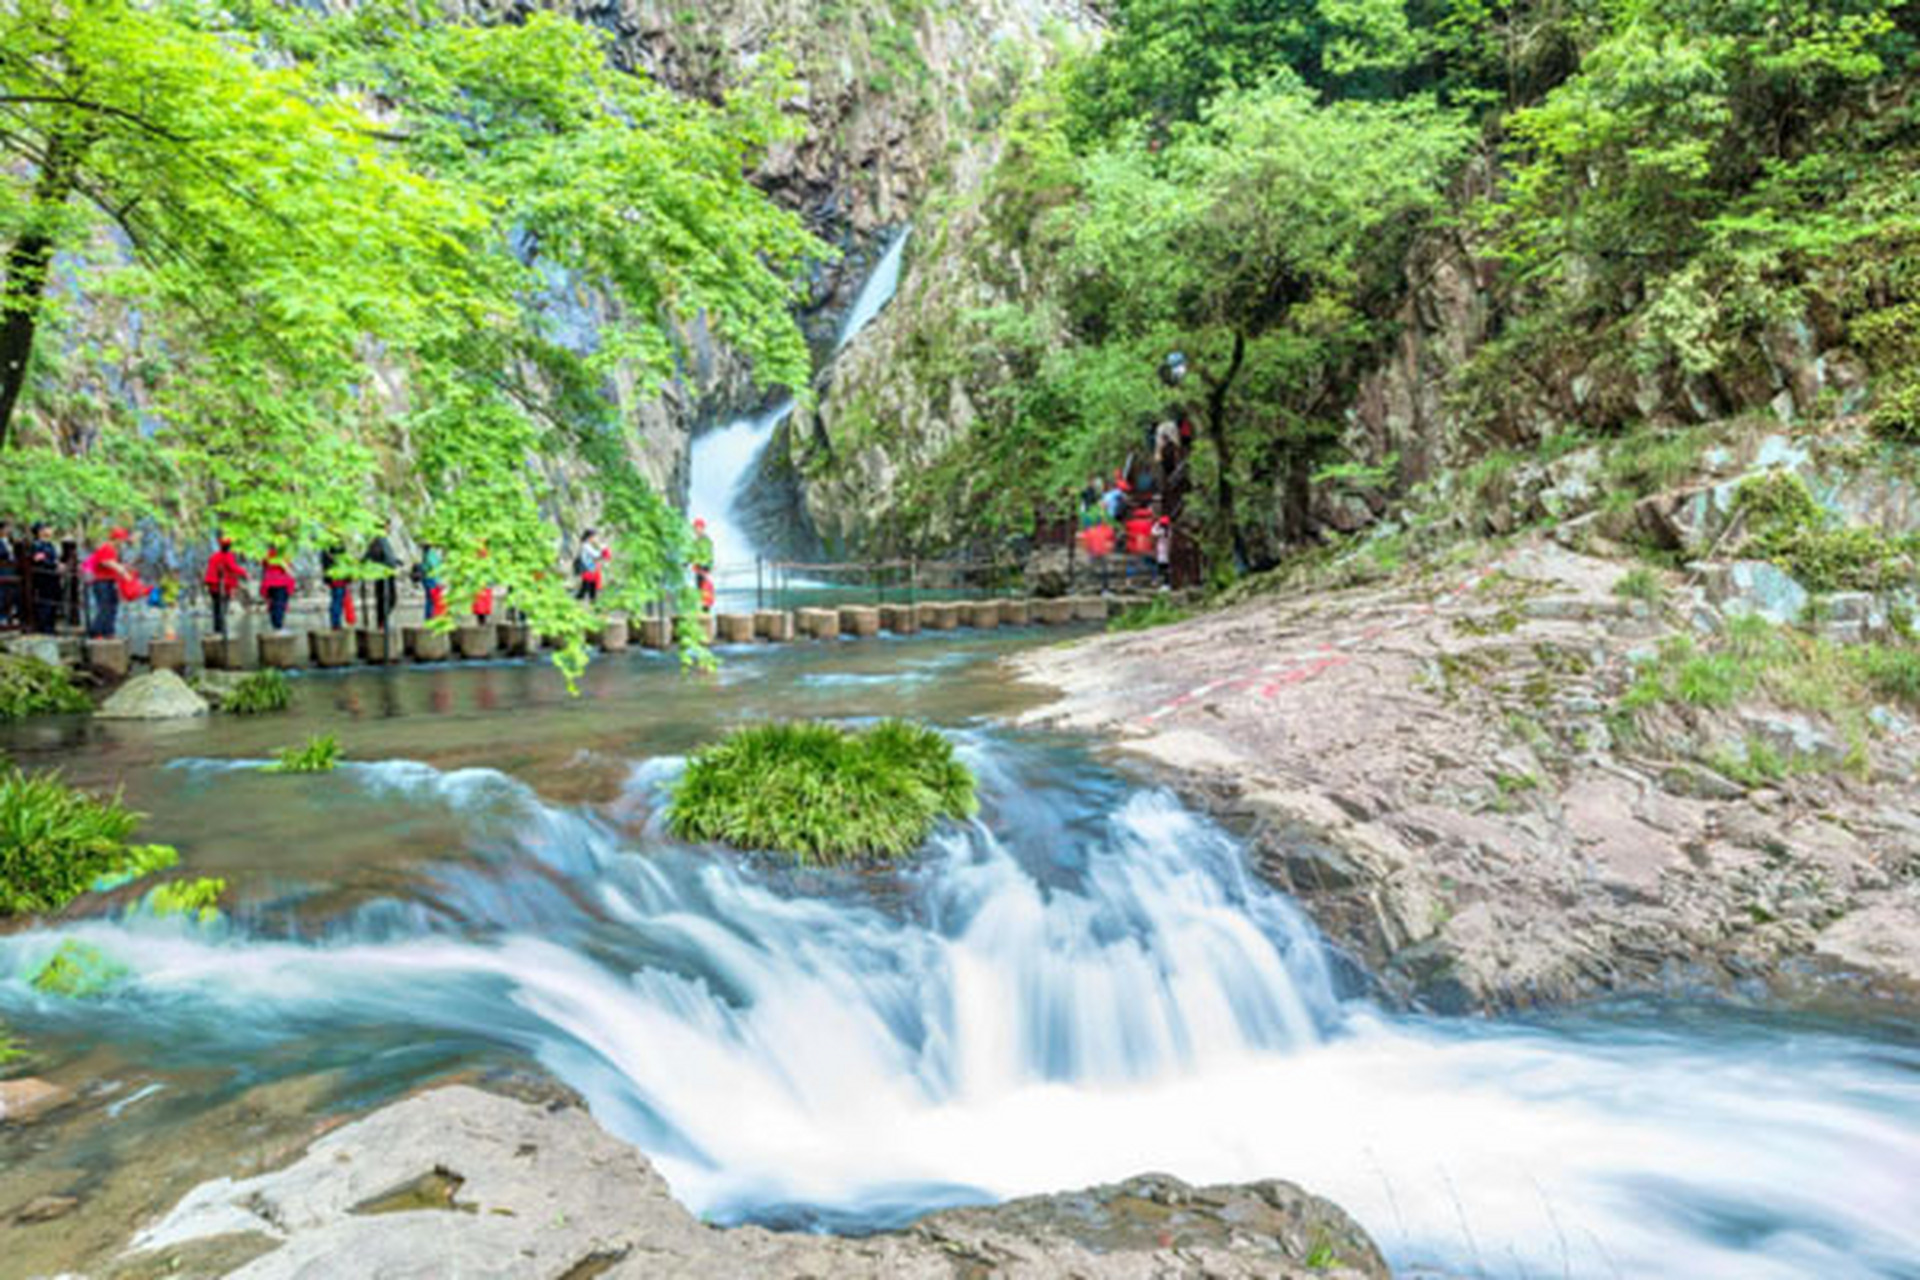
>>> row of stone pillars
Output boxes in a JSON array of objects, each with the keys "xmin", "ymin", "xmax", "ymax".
[{"xmin": 71, "ymin": 597, "xmax": 1111, "ymax": 679}]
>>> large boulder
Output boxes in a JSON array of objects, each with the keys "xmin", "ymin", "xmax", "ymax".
[
  {"xmin": 95, "ymin": 669, "xmax": 209, "ymax": 720},
  {"xmin": 125, "ymin": 1085, "xmax": 1386, "ymax": 1280}
]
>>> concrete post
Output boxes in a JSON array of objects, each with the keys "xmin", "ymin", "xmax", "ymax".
[
  {"xmin": 455, "ymin": 624, "xmax": 496, "ymax": 659},
  {"xmin": 309, "ymin": 630, "xmax": 355, "ymax": 668},
  {"xmin": 879, "ymin": 603, "xmax": 919, "ymax": 635},
  {"xmin": 405, "ymin": 626, "xmax": 451, "ymax": 662},
  {"xmin": 258, "ymin": 632, "xmax": 304, "ymax": 670},
  {"xmin": 797, "ymin": 607, "xmax": 840, "ymax": 640},
  {"xmin": 639, "ymin": 617, "xmax": 673, "ymax": 650},
  {"xmin": 357, "ymin": 629, "xmax": 398, "ymax": 664},
  {"xmin": 85, "ymin": 638, "xmax": 130, "ymax": 681},
  {"xmin": 999, "ymin": 600, "xmax": 1032, "ymax": 626},
  {"xmin": 753, "ymin": 610, "xmax": 793, "ymax": 642},
  {"xmin": 496, "ymin": 623, "xmax": 533, "ymax": 657},
  {"xmin": 963, "ymin": 602, "xmax": 1001, "ymax": 630},
  {"xmin": 717, "ymin": 613, "xmax": 756, "ymax": 644},
  {"xmin": 146, "ymin": 638, "xmax": 187, "ymax": 673},
  {"xmin": 1033, "ymin": 599, "xmax": 1074, "ymax": 626},
  {"xmin": 838, "ymin": 606, "xmax": 881, "ymax": 637},
  {"xmin": 203, "ymin": 635, "xmax": 253, "ymax": 670},
  {"xmin": 598, "ymin": 617, "xmax": 630, "ymax": 653},
  {"xmin": 1071, "ymin": 596, "xmax": 1110, "ymax": 622}
]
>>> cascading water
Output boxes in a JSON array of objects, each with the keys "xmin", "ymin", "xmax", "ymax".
[
  {"xmin": 3, "ymin": 707, "xmax": 1917, "ymax": 1279},
  {"xmin": 683, "ymin": 228, "xmax": 912, "ymax": 587}
]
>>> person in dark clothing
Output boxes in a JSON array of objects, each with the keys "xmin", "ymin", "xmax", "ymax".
[
  {"xmin": 260, "ymin": 547, "xmax": 296, "ymax": 631},
  {"xmin": 365, "ymin": 527, "xmax": 400, "ymax": 630},
  {"xmin": 28, "ymin": 525, "xmax": 60, "ymax": 632}
]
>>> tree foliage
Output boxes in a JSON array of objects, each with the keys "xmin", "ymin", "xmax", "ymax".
[{"xmin": 1, "ymin": 0, "xmax": 825, "ymax": 670}]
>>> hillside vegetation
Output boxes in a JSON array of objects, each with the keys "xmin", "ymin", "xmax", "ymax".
[{"xmin": 800, "ymin": 0, "xmax": 1920, "ymax": 569}]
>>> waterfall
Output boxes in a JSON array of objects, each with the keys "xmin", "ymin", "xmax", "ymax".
[{"xmin": 684, "ymin": 228, "xmax": 912, "ymax": 576}]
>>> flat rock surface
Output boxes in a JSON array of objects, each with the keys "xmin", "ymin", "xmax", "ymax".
[
  {"xmin": 113, "ymin": 1085, "xmax": 1384, "ymax": 1280},
  {"xmin": 1012, "ymin": 538, "xmax": 1920, "ymax": 1011}
]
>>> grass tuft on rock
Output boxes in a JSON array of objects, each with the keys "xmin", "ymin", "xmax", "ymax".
[
  {"xmin": 668, "ymin": 719, "xmax": 977, "ymax": 866},
  {"xmin": 222, "ymin": 669, "xmax": 292, "ymax": 715},
  {"xmin": 263, "ymin": 733, "xmax": 342, "ymax": 774},
  {"xmin": 0, "ymin": 654, "xmax": 91, "ymax": 720},
  {"xmin": 147, "ymin": 876, "xmax": 227, "ymax": 924},
  {"xmin": 0, "ymin": 766, "xmax": 176, "ymax": 916},
  {"xmin": 30, "ymin": 940, "xmax": 128, "ymax": 998}
]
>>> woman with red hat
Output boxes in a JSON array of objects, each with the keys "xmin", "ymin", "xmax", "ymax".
[
  {"xmin": 82, "ymin": 526, "xmax": 135, "ymax": 639},
  {"xmin": 204, "ymin": 536, "xmax": 249, "ymax": 636},
  {"xmin": 260, "ymin": 546, "xmax": 297, "ymax": 631}
]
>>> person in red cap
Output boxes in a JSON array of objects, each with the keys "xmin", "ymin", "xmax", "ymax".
[
  {"xmin": 204, "ymin": 536, "xmax": 249, "ymax": 636},
  {"xmin": 82, "ymin": 526, "xmax": 135, "ymax": 638},
  {"xmin": 260, "ymin": 546, "xmax": 297, "ymax": 631}
]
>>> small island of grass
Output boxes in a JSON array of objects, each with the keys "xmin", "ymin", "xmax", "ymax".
[{"xmin": 668, "ymin": 719, "xmax": 977, "ymax": 866}]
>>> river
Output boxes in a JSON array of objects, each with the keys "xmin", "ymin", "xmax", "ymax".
[{"xmin": 1, "ymin": 633, "xmax": 1916, "ymax": 1278}]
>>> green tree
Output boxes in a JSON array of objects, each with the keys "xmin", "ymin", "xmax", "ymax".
[{"xmin": 0, "ymin": 0, "xmax": 822, "ymax": 667}]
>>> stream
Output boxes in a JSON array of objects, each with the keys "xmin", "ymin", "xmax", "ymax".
[{"xmin": 1, "ymin": 634, "xmax": 1917, "ymax": 1279}]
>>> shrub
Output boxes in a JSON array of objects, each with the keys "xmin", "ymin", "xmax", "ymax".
[
  {"xmin": 147, "ymin": 876, "xmax": 227, "ymax": 924},
  {"xmin": 30, "ymin": 940, "xmax": 127, "ymax": 998},
  {"xmin": 0, "ymin": 1024, "xmax": 20, "ymax": 1065},
  {"xmin": 1108, "ymin": 595, "xmax": 1191, "ymax": 633},
  {"xmin": 1613, "ymin": 566, "xmax": 1665, "ymax": 605},
  {"xmin": 1735, "ymin": 470, "xmax": 1903, "ymax": 592},
  {"xmin": 222, "ymin": 669, "xmax": 292, "ymax": 715},
  {"xmin": 1854, "ymin": 644, "xmax": 1920, "ymax": 703},
  {"xmin": 668, "ymin": 719, "xmax": 978, "ymax": 865},
  {"xmin": 0, "ymin": 654, "xmax": 91, "ymax": 720},
  {"xmin": 0, "ymin": 767, "xmax": 176, "ymax": 916},
  {"xmin": 263, "ymin": 733, "xmax": 341, "ymax": 774}
]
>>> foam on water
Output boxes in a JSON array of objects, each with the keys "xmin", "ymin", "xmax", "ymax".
[{"xmin": 3, "ymin": 748, "xmax": 1916, "ymax": 1279}]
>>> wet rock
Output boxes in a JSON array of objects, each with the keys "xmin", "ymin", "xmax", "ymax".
[
  {"xmin": 95, "ymin": 669, "xmax": 210, "ymax": 720},
  {"xmin": 128, "ymin": 1086, "xmax": 1385, "ymax": 1280},
  {"xmin": 0, "ymin": 1077, "xmax": 74, "ymax": 1123},
  {"xmin": 13, "ymin": 1193, "xmax": 79, "ymax": 1223}
]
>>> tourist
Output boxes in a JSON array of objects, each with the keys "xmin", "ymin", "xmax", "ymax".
[
  {"xmin": 691, "ymin": 518, "xmax": 714, "ymax": 575},
  {"xmin": 320, "ymin": 544, "xmax": 352, "ymax": 630},
  {"xmin": 204, "ymin": 536, "xmax": 248, "ymax": 636},
  {"xmin": 1079, "ymin": 475, "xmax": 1103, "ymax": 528},
  {"xmin": 260, "ymin": 546, "xmax": 297, "ymax": 631},
  {"xmin": 1154, "ymin": 511, "xmax": 1173, "ymax": 589},
  {"xmin": 1101, "ymin": 476, "xmax": 1127, "ymax": 524},
  {"xmin": 365, "ymin": 523, "xmax": 400, "ymax": 630},
  {"xmin": 574, "ymin": 529, "xmax": 607, "ymax": 603},
  {"xmin": 81, "ymin": 526, "xmax": 134, "ymax": 639},
  {"xmin": 696, "ymin": 567, "xmax": 716, "ymax": 613},
  {"xmin": 472, "ymin": 584, "xmax": 494, "ymax": 626},
  {"xmin": 28, "ymin": 524, "xmax": 60, "ymax": 633},
  {"xmin": 416, "ymin": 543, "xmax": 445, "ymax": 620}
]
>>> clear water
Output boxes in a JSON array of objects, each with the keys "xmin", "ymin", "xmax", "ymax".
[{"xmin": 1, "ymin": 635, "xmax": 1916, "ymax": 1279}]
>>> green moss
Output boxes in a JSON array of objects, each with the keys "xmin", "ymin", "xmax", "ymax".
[
  {"xmin": 1613, "ymin": 566, "xmax": 1666, "ymax": 605},
  {"xmin": 222, "ymin": 669, "xmax": 292, "ymax": 715},
  {"xmin": 1735, "ymin": 470, "xmax": 1907, "ymax": 592},
  {"xmin": 30, "ymin": 940, "xmax": 128, "ymax": 998},
  {"xmin": 147, "ymin": 876, "xmax": 227, "ymax": 924},
  {"xmin": 0, "ymin": 767, "xmax": 175, "ymax": 917},
  {"xmin": 263, "ymin": 733, "xmax": 341, "ymax": 774},
  {"xmin": 0, "ymin": 654, "xmax": 91, "ymax": 720},
  {"xmin": 668, "ymin": 720, "xmax": 977, "ymax": 865},
  {"xmin": 1108, "ymin": 596, "xmax": 1191, "ymax": 633}
]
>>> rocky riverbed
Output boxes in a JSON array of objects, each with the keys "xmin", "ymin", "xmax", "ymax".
[
  {"xmin": 94, "ymin": 1085, "xmax": 1383, "ymax": 1280},
  {"xmin": 1013, "ymin": 538, "xmax": 1920, "ymax": 1013}
]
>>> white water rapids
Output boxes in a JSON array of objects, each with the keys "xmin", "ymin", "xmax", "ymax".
[{"xmin": 3, "ymin": 740, "xmax": 1916, "ymax": 1279}]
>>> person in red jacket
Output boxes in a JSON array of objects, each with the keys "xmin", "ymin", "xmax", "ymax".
[
  {"xmin": 472, "ymin": 585, "xmax": 494, "ymax": 625},
  {"xmin": 261, "ymin": 546, "xmax": 297, "ymax": 631},
  {"xmin": 204, "ymin": 536, "xmax": 248, "ymax": 636},
  {"xmin": 82, "ymin": 527, "xmax": 134, "ymax": 639}
]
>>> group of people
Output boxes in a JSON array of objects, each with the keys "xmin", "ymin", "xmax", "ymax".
[
  {"xmin": 3, "ymin": 517, "xmax": 726, "ymax": 642},
  {"xmin": 0, "ymin": 522, "xmax": 74, "ymax": 634},
  {"xmin": 1074, "ymin": 352, "xmax": 1198, "ymax": 590}
]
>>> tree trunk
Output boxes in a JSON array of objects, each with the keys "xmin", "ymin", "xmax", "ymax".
[
  {"xmin": 0, "ymin": 127, "xmax": 85, "ymax": 451},
  {"xmin": 1203, "ymin": 329, "xmax": 1249, "ymax": 571}
]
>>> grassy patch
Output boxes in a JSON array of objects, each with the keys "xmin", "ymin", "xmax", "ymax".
[
  {"xmin": 1853, "ymin": 643, "xmax": 1920, "ymax": 703},
  {"xmin": 1735, "ymin": 470, "xmax": 1910, "ymax": 592},
  {"xmin": 222, "ymin": 669, "xmax": 292, "ymax": 715},
  {"xmin": 1108, "ymin": 595, "xmax": 1191, "ymax": 633},
  {"xmin": 263, "ymin": 733, "xmax": 342, "ymax": 774},
  {"xmin": 1613, "ymin": 566, "xmax": 1666, "ymax": 605},
  {"xmin": 0, "ymin": 655, "xmax": 91, "ymax": 720},
  {"xmin": 30, "ymin": 940, "xmax": 128, "ymax": 998},
  {"xmin": 0, "ymin": 767, "xmax": 178, "ymax": 916},
  {"xmin": 147, "ymin": 876, "xmax": 227, "ymax": 924},
  {"xmin": 668, "ymin": 720, "xmax": 977, "ymax": 865}
]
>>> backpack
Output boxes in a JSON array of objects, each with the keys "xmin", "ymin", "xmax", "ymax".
[{"xmin": 574, "ymin": 549, "xmax": 594, "ymax": 576}]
